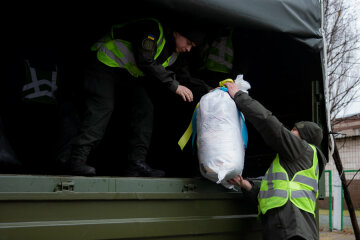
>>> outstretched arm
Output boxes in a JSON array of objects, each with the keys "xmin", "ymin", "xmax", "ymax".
[{"xmin": 224, "ymin": 81, "xmax": 306, "ymax": 163}]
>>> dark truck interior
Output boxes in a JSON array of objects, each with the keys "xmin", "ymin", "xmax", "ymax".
[{"xmin": 1, "ymin": 2, "xmax": 327, "ymax": 179}]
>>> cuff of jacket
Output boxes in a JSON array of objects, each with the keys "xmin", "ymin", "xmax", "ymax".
[
  {"xmin": 234, "ymin": 90, "xmax": 247, "ymax": 100},
  {"xmin": 169, "ymin": 80, "xmax": 179, "ymax": 93},
  {"xmin": 242, "ymin": 180, "xmax": 260, "ymax": 203}
]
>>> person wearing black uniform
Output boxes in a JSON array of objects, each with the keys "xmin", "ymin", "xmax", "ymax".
[
  {"xmin": 68, "ymin": 18, "xmax": 210, "ymax": 177},
  {"xmin": 225, "ymin": 81, "xmax": 328, "ymax": 240}
]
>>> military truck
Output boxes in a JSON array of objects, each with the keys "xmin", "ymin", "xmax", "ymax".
[{"xmin": 1, "ymin": 0, "xmax": 328, "ymax": 239}]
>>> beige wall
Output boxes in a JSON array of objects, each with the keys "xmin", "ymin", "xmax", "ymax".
[{"xmin": 324, "ymin": 115, "xmax": 360, "ymax": 199}]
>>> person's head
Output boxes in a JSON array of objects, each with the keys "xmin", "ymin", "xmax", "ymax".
[
  {"xmin": 173, "ymin": 27, "xmax": 207, "ymax": 53},
  {"xmin": 173, "ymin": 31, "xmax": 196, "ymax": 53},
  {"xmin": 292, "ymin": 121, "xmax": 323, "ymax": 147}
]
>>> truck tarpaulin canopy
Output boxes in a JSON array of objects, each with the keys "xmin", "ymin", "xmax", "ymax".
[
  {"xmin": 145, "ymin": 0, "xmax": 324, "ymax": 51},
  {"xmin": 4, "ymin": 0, "xmax": 329, "ymax": 178}
]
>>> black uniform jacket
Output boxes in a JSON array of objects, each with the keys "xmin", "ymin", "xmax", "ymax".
[
  {"xmin": 113, "ymin": 19, "xmax": 211, "ymax": 97},
  {"xmin": 233, "ymin": 90, "xmax": 327, "ymax": 240}
]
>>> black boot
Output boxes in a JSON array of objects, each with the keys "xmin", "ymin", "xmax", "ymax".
[
  {"xmin": 69, "ymin": 145, "xmax": 96, "ymax": 176},
  {"xmin": 125, "ymin": 160, "xmax": 165, "ymax": 177}
]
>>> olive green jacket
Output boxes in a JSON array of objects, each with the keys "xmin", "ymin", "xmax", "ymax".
[{"xmin": 233, "ymin": 90, "xmax": 327, "ymax": 240}]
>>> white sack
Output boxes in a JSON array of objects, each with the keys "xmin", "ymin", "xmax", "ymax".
[
  {"xmin": 196, "ymin": 88, "xmax": 246, "ymax": 189},
  {"xmin": 234, "ymin": 74, "xmax": 251, "ymax": 94}
]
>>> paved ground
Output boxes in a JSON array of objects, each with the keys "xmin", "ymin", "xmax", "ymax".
[
  {"xmin": 320, "ymin": 214, "xmax": 360, "ymax": 230},
  {"xmin": 319, "ymin": 213, "xmax": 358, "ymax": 239},
  {"xmin": 320, "ymin": 230, "xmax": 355, "ymax": 240}
]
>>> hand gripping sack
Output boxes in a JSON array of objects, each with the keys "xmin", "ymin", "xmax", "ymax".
[{"xmin": 196, "ymin": 88, "xmax": 247, "ymax": 189}]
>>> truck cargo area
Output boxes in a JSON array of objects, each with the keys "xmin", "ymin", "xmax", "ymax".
[
  {"xmin": 1, "ymin": 1, "xmax": 328, "ymax": 239},
  {"xmin": 2, "ymin": 3, "xmax": 327, "ymax": 179}
]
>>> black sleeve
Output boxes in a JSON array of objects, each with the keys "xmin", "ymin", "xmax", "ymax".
[
  {"xmin": 242, "ymin": 180, "xmax": 260, "ymax": 203},
  {"xmin": 172, "ymin": 55, "xmax": 212, "ymax": 100},
  {"xmin": 130, "ymin": 22, "xmax": 180, "ymax": 93},
  {"xmin": 233, "ymin": 90, "xmax": 308, "ymax": 163}
]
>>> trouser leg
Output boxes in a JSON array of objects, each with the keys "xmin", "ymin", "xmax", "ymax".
[
  {"xmin": 126, "ymin": 79, "xmax": 165, "ymax": 177},
  {"xmin": 73, "ymin": 65, "xmax": 116, "ymax": 147},
  {"xmin": 69, "ymin": 62, "xmax": 116, "ymax": 176},
  {"xmin": 128, "ymin": 79, "xmax": 153, "ymax": 162}
]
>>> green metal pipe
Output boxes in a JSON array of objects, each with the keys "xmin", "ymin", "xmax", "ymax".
[{"xmin": 325, "ymin": 170, "xmax": 332, "ymax": 231}]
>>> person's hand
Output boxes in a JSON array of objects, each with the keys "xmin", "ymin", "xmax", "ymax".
[
  {"xmin": 176, "ymin": 85, "xmax": 193, "ymax": 102},
  {"xmin": 228, "ymin": 175, "xmax": 253, "ymax": 191},
  {"xmin": 224, "ymin": 82, "xmax": 239, "ymax": 99}
]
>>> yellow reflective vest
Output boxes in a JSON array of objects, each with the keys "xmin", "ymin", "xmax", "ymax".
[
  {"xmin": 203, "ymin": 29, "xmax": 234, "ymax": 74},
  {"xmin": 91, "ymin": 18, "xmax": 178, "ymax": 77},
  {"xmin": 258, "ymin": 144, "xmax": 319, "ymax": 217}
]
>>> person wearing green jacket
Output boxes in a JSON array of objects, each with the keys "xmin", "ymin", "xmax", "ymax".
[
  {"xmin": 225, "ymin": 81, "xmax": 327, "ymax": 240},
  {"xmin": 68, "ymin": 18, "xmax": 210, "ymax": 177}
]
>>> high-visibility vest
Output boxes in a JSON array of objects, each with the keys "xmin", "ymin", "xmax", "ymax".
[
  {"xmin": 91, "ymin": 18, "xmax": 178, "ymax": 77},
  {"xmin": 23, "ymin": 60, "xmax": 58, "ymax": 104},
  {"xmin": 204, "ymin": 30, "xmax": 234, "ymax": 73},
  {"xmin": 258, "ymin": 144, "xmax": 319, "ymax": 217}
]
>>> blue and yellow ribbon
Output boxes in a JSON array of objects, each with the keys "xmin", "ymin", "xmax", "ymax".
[{"xmin": 178, "ymin": 103, "xmax": 199, "ymax": 151}]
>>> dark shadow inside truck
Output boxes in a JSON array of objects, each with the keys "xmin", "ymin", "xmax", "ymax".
[{"xmin": 1, "ymin": 2, "xmax": 327, "ymax": 180}]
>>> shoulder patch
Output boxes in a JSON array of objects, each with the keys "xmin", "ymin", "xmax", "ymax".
[{"xmin": 142, "ymin": 37, "xmax": 156, "ymax": 52}]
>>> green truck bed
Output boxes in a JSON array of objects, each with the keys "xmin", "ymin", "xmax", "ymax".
[{"xmin": 0, "ymin": 175, "xmax": 261, "ymax": 240}]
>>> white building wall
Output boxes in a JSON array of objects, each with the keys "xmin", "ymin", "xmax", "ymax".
[{"xmin": 324, "ymin": 115, "xmax": 360, "ymax": 197}]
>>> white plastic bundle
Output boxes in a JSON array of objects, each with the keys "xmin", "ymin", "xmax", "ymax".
[{"xmin": 196, "ymin": 75, "xmax": 250, "ymax": 189}]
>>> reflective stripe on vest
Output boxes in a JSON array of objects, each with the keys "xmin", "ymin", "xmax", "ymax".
[
  {"xmin": 162, "ymin": 52, "xmax": 179, "ymax": 68},
  {"xmin": 204, "ymin": 31, "xmax": 234, "ymax": 73},
  {"xmin": 23, "ymin": 60, "xmax": 58, "ymax": 104},
  {"xmin": 258, "ymin": 144, "xmax": 319, "ymax": 216},
  {"xmin": 92, "ymin": 18, "xmax": 174, "ymax": 77}
]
